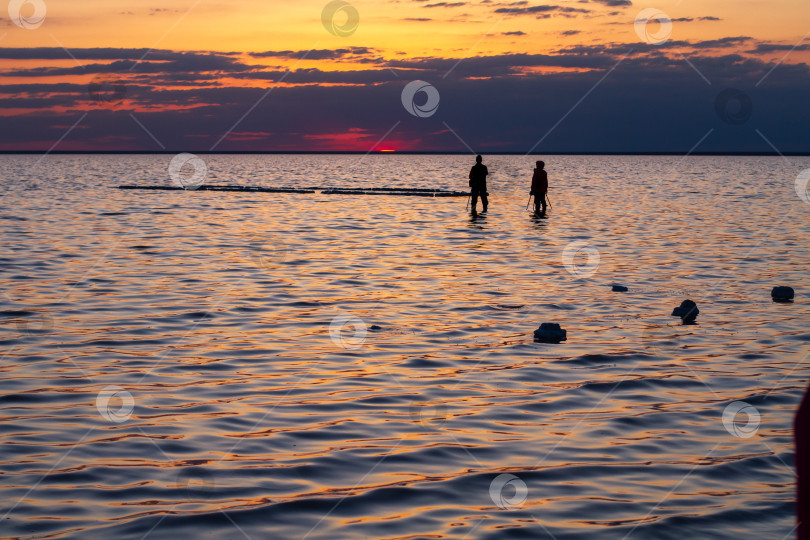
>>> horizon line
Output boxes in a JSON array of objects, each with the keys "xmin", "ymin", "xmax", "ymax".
[{"xmin": 1, "ymin": 151, "xmax": 808, "ymax": 156}]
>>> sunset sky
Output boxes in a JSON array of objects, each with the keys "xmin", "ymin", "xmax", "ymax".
[{"xmin": 1, "ymin": 0, "xmax": 808, "ymax": 152}]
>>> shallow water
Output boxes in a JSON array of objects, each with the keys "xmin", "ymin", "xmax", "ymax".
[{"xmin": 1, "ymin": 153, "xmax": 809, "ymax": 539}]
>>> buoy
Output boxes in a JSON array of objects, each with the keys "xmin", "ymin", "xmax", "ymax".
[
  {"xmin": 772, "ymin": 286, "xmax": 795, "ymax": 303},
  {"xmin": 612, "ymin": 285, "xmax": 629, "ymax": 292},
  {"xmin": 534, "ymin": 323, "xmax": 567, "ymax": 343},
  {"xmin": 671, "ymin": 300, "xmax": 699, "ymax": 323}
]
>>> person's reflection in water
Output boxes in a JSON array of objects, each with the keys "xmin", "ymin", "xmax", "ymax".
[
  {"xmin": 530, "ymin": 208, "xmax": 548, "ymax": 231},
  {"xmin": 469, "ymin": 155, "xmax": 488, "ymax": 214},
  {"xmin": 468, "ymin": 210, "xmax": 487, "ymax": 227}
]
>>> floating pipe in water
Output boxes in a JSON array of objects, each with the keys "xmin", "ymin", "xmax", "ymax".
[{"xmin": 117, "ymin": 185, "xmax": 469, "ymax": 197}]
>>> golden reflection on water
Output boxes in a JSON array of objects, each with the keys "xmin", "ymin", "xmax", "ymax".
[{"xmin": 0, "ymin": 155, "xmax": 808, "ymax": 538}]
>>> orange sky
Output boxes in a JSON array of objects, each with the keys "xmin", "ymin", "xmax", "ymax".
[
  {"xmin": 2, "ymin": 0, "xmax": 808, "ymax": 93},
  {"xmin": 1, "ymin": 0, "xmax": 808, "ymax": 152},
  {"xmin": 3, "ymin": 0, "xmax": 808, "ymax": 59}
]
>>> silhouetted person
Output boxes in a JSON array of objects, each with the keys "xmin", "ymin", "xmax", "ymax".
[
  {"xmin": 797, "ymin": 382, "xmax": 810, "ymax": 539},
  {"xmin": 469, "ymin": 155, "xmax": 488, "ymax": 213},
  {"xmin": 531, "ymin": 160, "xmax": 548, "ymax": 214}
]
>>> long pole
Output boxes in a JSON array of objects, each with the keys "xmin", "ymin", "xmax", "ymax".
[
  {"xmin": 465, "ymin": 193, "xmax": 471, "ymax": 211},
  {"xmin": 526, "ymin": 194, "xmax": 532, "ymax": 210},
  {"xmin": 546, "ymin": 193, "xmax": 553, "ymax": 209}
]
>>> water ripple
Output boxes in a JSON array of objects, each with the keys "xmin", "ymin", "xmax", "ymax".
[{"xmin": 0, "ymin": 154, "xmax": 807, "ymax": 538}]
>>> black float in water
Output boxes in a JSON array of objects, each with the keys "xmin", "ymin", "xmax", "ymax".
[
  {"xmin": 771, "ymin": 286, "xmax": 795, "ymax": 303},
  {"xmin": 320, "ymin": 188, "xmax": 468, "ymax": 197},
  {"xmin": 534, "ymin": 323, "xmax": 567, "ymax": 343},
  {"xmin": 118, "ymin": 185, "xmax": 315, "ymax": 193},
  {"xmin": 671, "ymin": 299, "xmax": 699, "ymax": 324},
  {"xmin": 612, "ymin": 285, "xmax": 629, "ymax": 292},
  {"xmin": 117, "ymin": 185, "xmax": 469, "ymax": 197}
]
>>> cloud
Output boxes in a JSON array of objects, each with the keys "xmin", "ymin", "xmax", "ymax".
[
  {"xmin": 0, "ymin": 43, "xmax": 808, "ymax": 152},
  {"xmin": 2, "ymin": 54, "xmax": 255, "ymax": 78},
  {"xmin": 234, "ymin": 68, "xmax": 398, "ymax": 85},
  {"xmin": 422, "ymin": 2, "xmax": 466, "ymax": 7},
  {"xmin": 691, "ymin": 36, "xmax": 752, "ymax": 49},
  {"xmin": 249, "ymin": 47, "xmax": 376, "ymax": 60},
  {"xmin": 149, "ymin": 8, "xmax": 182, "ymax": 15},
  {"xmin": 668, "ymin": 16, "xmax": 722, "ymax": 22},
  {"xmin": 0, "ymin": 47, "xmax": 189, "ymax": 60},
  {"xmin": 494, "ymin": 4, "xmax": 590, "ymax": 16},
  {"xmin": 556, "ymin": 36, "xmax": 754, "ymax": 55},
  {"xmin": 590, "ymin": 0, "xmax": 632, "ymax": 6},
  {"xmin": 749, "ymin": 42, "xmax": 810, "ymax": 54}
]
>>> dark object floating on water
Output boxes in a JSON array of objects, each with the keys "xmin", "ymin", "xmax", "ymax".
[
  {"xmin": 612, "ymin": 285, "xmax": 629, "ymax": 292},
  {"xmin": 671, "ymin": 299, "xmax": 699, "ymax": 323},
  {"xmin": 117, "ymin": 185, "xmax": 469, "ymax": 197},
  {"xmin": 772, "ymin": 286, "xmax": 795, "ymax": 303},
  {"xmin": 312, "ymin": 186, "xmax": 462, "ymax": 193},
  {"xmin": 534, "ymin": 323, "xmax": 567, "ymax": 343},
  {"xmin": 495, "ymin": 304, "xmax": 526, "ymax": 310},
  {"xmin": 321, "ymin": 188, "xmax": 468, "ymax": 197},
  {"xmin": 119, "ymin": 185, "xmax": 315, "ymax": 194},
  {"xmin": 369, "ymin": 325, "xmax": 383, "ymax": 331}
]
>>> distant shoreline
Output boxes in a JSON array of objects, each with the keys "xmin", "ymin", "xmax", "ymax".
[{"xmin": 0, "ymin": 151, "xmax": 808, "ymax": 156}]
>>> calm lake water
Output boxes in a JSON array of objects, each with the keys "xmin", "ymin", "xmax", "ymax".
[{"xmin": 1, "ymin": 154, "xmax": 810, "ymax": 539}]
